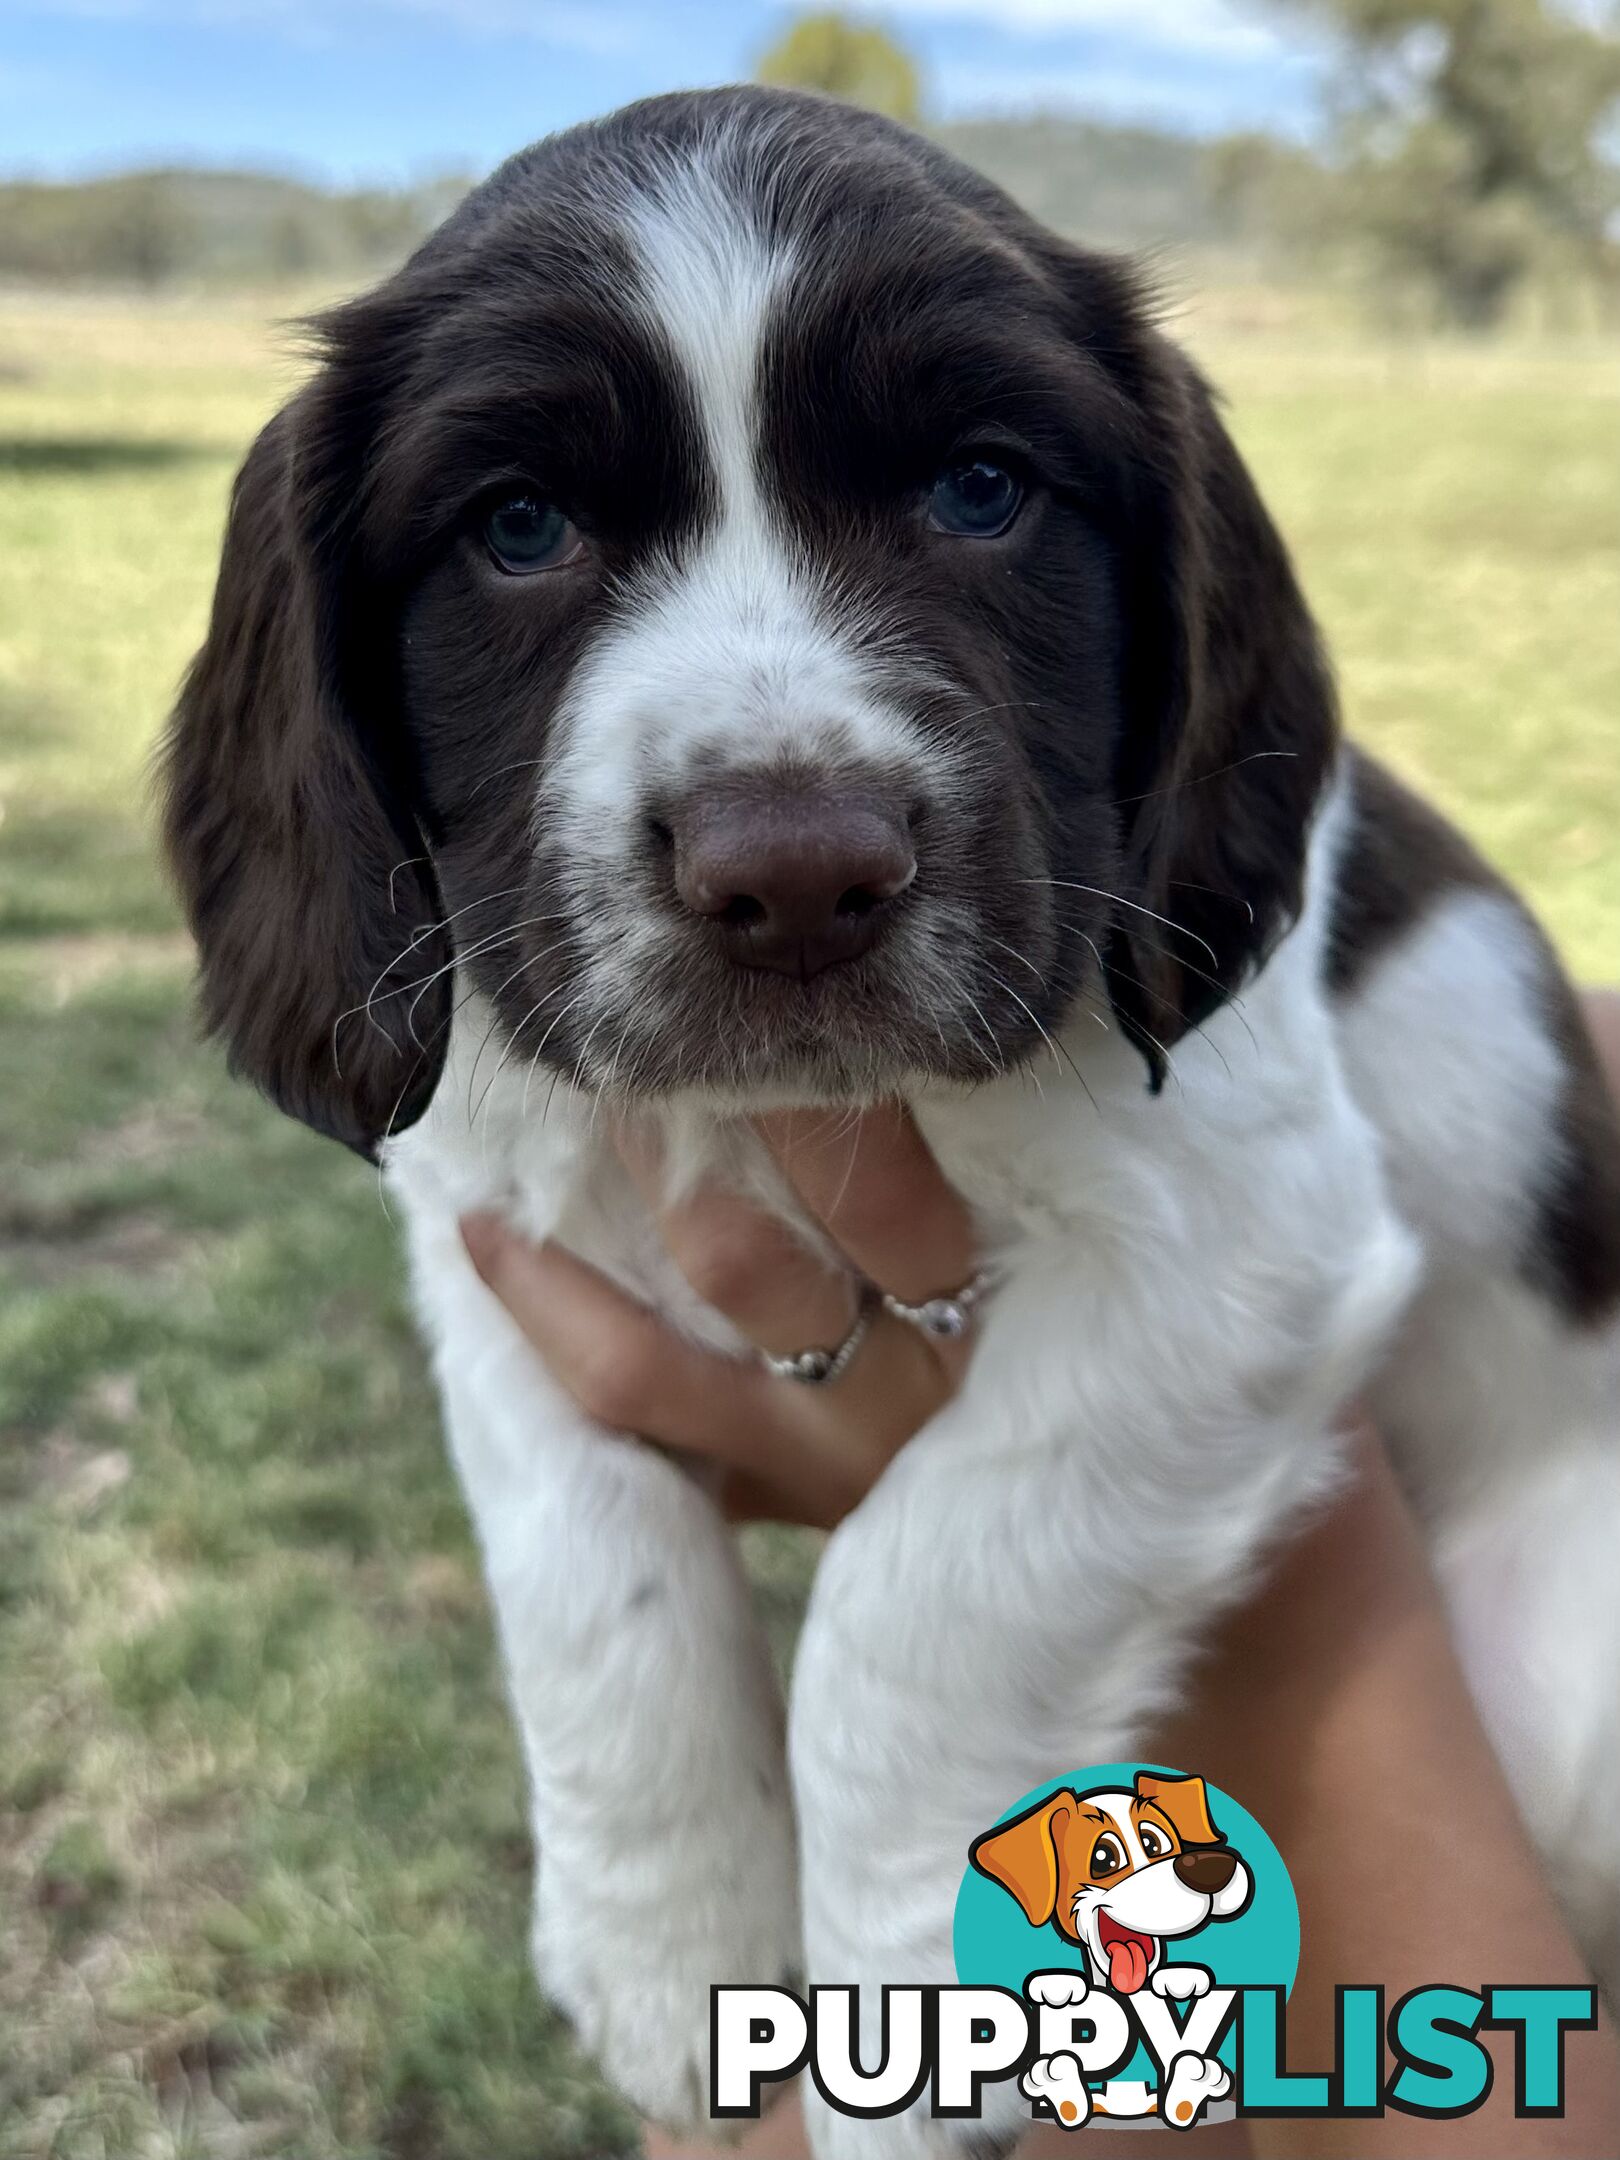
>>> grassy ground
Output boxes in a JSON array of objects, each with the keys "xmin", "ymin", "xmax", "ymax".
[{"xmin": 2, "ymin": 288, "xmax": 1617, "ymax": 2160}]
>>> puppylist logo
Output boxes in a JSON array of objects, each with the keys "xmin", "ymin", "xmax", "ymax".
[
  {"xmin": 963, "ymin": 1767, "xmax": 1259, "ymax": 2129},
  {"xmin": 712, "ymin": 1763, "xmax": 1600, "ymax": 2133}
]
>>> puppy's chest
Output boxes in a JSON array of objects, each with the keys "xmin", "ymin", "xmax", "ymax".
[
  {"xmin": 498, "ymin": 1077, "xmax": 1311, "ymax": 1357},
  {"xmin": 397, "ymin": 989, "xmax": 1385, "ymax": 1387}
]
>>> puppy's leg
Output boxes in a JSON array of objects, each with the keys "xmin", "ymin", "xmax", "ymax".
[
  {"xmin": 789, "ymin": 1327, "xmax": 1336, "ymax": 2159},
  {"xmin": 425, "ymin": 1233, "xmax": 798, "ymax": 2128}
]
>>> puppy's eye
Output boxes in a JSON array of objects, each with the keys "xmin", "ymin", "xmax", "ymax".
[
  {"xmin": 929, "ymin": 459, "xmax": 1023, "ymax": 539},
  {"xmin": 1139, "ymin": 1825, "xmax": 1169, "ymax": 1858},
  {"xmin": 1090, "ymin": 1835, "xmax": 1126, "ymax": 1880},
  {"xmin": 483, "ymin": 494, "xmax": 583, "ymax": 574}
]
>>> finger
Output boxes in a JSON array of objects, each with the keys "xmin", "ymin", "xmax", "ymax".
[
  {"xmin": 610, "ymin": 1122, "xmax": 952, "ymax": 1467},
  {"xmin": 754, "ymin": 1103, "xmax": 978, "ymax": 1307},
  {"xmin": 460, "ymin": 1214, "xmax": 891, "ymax": 1527},
  {"xmin": 460, "ymin": 1212, "xmax": 781, "ymax": 1466},
  {"xmin": 613, "ymin": 1123, "xmax": 859, "ymax": 1360}
]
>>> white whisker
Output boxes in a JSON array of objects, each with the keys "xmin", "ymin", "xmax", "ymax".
[
  {"xmin": 332, "ymin": 882, "xmax": 528, "ymax": 1071},
  {"xmin": 1018, "ymin": 877, "xmax": 1221, "ymax": 973},
  {"xmin": 1112, "ymin": 748, "xmax": 1297, "ymax": 810}
]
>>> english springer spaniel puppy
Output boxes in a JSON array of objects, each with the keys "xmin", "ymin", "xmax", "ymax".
[{"xmin": 164, "ymin": 87, "xmax": 1620, "ymax": 2155}]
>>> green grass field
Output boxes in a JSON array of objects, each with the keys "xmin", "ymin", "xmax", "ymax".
[{"xmin": 2, "ymin": 288, "xmax": 1617, "ymax": 2160}]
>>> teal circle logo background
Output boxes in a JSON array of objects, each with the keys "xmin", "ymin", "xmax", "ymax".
[{"xmin": 953, "ymin": 1763, "xmax": 1299, "ymax": 2083}]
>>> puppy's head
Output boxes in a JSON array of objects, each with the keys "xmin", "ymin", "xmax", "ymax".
[
  {"xmin": 164, "ymin": 87, "xmax": 1336, "ymax": 1156},
  {"xmin": 970, "ymin": 1773, "xmax": 1251, "ymax": 1992}
]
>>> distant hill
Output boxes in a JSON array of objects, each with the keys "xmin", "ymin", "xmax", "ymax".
[
  {"xmin": 0, "ymin": 118, "xmax": 1255, "ymax": 288},
  {"xmin": 0, "ymin": 167, "xmax": 469, "ymax": 286},
  {"xmin": 936, "ymin": 115, "xmax": 1229, "ymax": 251}
]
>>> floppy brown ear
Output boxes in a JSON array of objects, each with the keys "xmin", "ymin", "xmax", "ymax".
[
  {"xmin": 1135, "ymin": 1771, "xmax": 1223, "ymax": 1848},
  {"xmin": 969, "ymin": 1790, "xmax": 1079, "ymax": 1929},
  {"xmin": 161, "ymin": 394, "xmax": 450, "ymax": 1157},
  {"xmin": 1107, "ymin": 337, "xmax": 1338, "ymax": 1080}
]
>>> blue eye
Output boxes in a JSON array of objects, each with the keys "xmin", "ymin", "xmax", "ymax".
[
  {"xmin": 484, "ymin": 494, "xmax": 582, "ymax": 573},
  {"xmin": 929, "ymin": 459, "xmax": 1023, "ymax": 538}
]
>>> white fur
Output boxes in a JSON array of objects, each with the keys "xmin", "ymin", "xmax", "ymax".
[
  {"xmin": 377, "ymin": 145, "xmax": 1619, "ymax": 2160},
  {"xmin": 1342, "ymin": 890, "xmax": 1620, "ymax": 1981},
  {"xmin": 392, "ymin": 1106, "xmax": 797, "ymax": 2126},
  {"xmin": 388, "ymin": 777, "xmax": 1428, "ymax": 2152}
]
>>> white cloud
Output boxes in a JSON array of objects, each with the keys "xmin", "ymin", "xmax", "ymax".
[{"xmin": 884, "ymin": 0, "xmax": 1285, "ymax": 60}]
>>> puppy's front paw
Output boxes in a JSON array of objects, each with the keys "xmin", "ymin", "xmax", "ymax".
[
  {"xmin": 533, "ymin": 1823, "xmax": 798, "ymax": 2128},
  {"xmin": 1150, "ymin": 1963, "xmax": 1211, "ymax": 2002}
]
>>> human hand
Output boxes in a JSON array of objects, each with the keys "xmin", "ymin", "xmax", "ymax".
[{"xmin": 459, "ymin": 1103, "xmax": 980, "ymax": 1529}]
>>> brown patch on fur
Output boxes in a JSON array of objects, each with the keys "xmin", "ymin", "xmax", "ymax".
[
  {"xmin": 1102, "ymin": 347, "xmax": 1339, "ymax": 1077},
  {"xmin": 1326, "ymin": 748, "xmax": 1502, "ymax": 994}
]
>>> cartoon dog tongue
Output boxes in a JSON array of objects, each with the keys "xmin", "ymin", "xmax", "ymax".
[{"xmin": 1099, "ymin": 1918, "xmax": 1153, "ymax": 1994}]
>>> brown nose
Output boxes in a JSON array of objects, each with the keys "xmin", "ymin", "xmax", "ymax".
[
  {"xmin": 670, "ymin": 790, "xmax": 915, "ymax": 980},
  {"xmin": 1173, "ymin": 1848, "xmax": 1238, "ymax": 1895}
]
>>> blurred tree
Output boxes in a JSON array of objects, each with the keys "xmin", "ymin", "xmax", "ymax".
[
  {"xmin": 267, "ymin": 205, "xmax": 317, "ymax": 278},
  {"xmin": 97, "ymin": 175, "xmax": 194, "ymax": 287},
  {"xmin": 1205, "ymin": 128, "xmax": 1333, "ymax": 246},
  {"xmin": 1274, "ymin": 0, "xmax": 1620, "ymax": 325},
  {"xmin": 756, "ymin": 10, "xmax": 923, "ymax": 121},
  {"xmin": 0, "ymin": 169, "xmax": 468, "ymax": 287}
]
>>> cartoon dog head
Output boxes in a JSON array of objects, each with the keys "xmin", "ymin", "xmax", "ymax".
[{"xmin": 969, "ymin": 1772, "xmax": 1252, "ymax": 1994}]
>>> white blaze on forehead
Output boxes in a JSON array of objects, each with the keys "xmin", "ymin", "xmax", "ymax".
[
  {"xmin": 546, "ymin": 136, "xmax": 942, "ymax": 851},
  {"xmin": 624, "ymin": 144, "xmax": 790, "ymax": 536}
]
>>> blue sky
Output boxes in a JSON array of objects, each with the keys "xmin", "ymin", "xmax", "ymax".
[{"xmin": 0, "ymin": 0, "xmax": 1328, "ymax": 185}]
